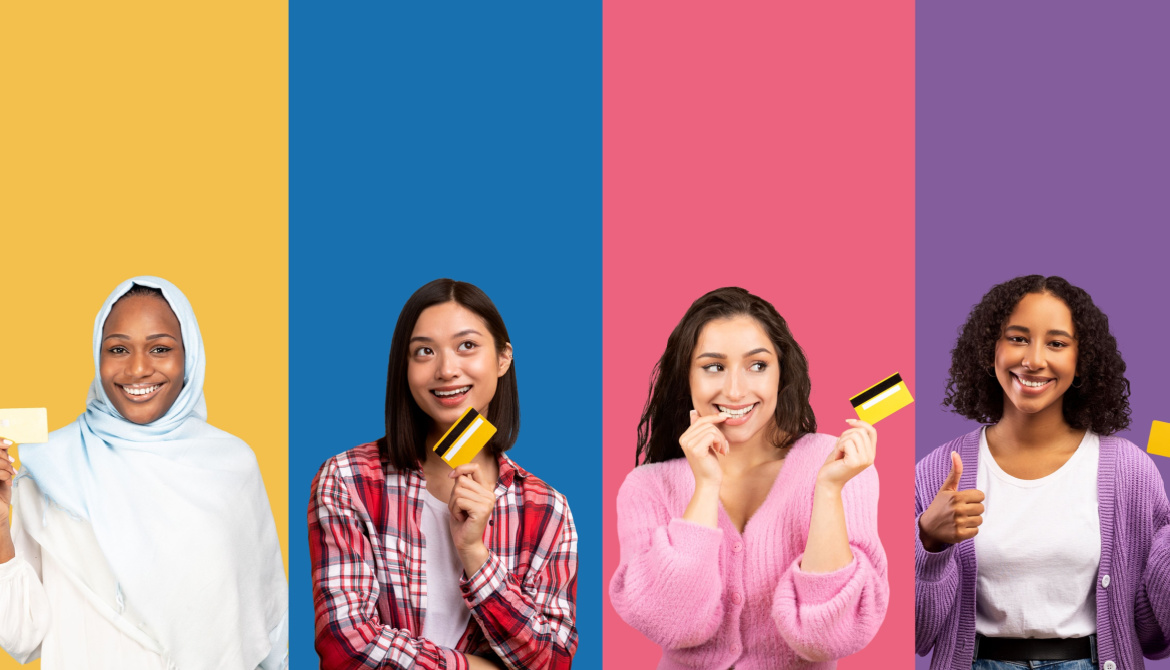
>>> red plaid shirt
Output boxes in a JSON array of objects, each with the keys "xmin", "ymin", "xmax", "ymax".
[{"xmin": 309, "ymin": 441, "xmax": 578, "ymax": 669}]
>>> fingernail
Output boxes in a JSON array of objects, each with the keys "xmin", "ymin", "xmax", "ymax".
[
  {"xmin": 7, "ymin": 455, "xmax": 13, "ymax": 463},
  {"xmin": 1, "ymin": 439, "xmax": 11, "ymax": 446}
]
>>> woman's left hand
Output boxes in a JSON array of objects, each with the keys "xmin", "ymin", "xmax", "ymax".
[
  {"xmin": 817, "ymin": 419, "xmax": 877, "ymax": 491},
  {"xmin": 448, "ymin": 462, "xmax": 497, "ymax": 575}
]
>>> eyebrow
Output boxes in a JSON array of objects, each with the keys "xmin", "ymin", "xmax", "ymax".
[
  {"xmin": 1004, "ymin": 325, "xmax": 1076, "ymax": 339},
  {"xmin": 696, "ymin": 347, "xmax": 774, "ymax": 360},
  {"xmin": 103, "ymin": 333, "xmax": 179, "ymax": 342},
  {"xmin": 409, "ymin": 329, "xmax": 484, "ymax": 344}
]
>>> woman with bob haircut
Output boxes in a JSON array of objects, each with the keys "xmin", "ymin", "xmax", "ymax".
[
  {"xmin": 309, "ymin": 278, "xmax": 578, "ymax": 670},
  {"xmin": 916, "ymin": 275, "xmax": 1167, "ymax": 670},
  {"xmin": 0, "ymin": 276, "xmax": 287, "ymax": 669},
  {"xmin": 609, "ymin": 286, "xmax": 889, "ymax": 669}
]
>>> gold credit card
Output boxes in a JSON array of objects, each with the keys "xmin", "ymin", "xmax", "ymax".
[
  {"xmin": 0, "ymin": 408, "xmax": 49, "ymax": 444},
  {"xmin": 850, "ymin": 373, "xmax": 914, "ymax": 424},
  {"xmin": 1148, "ymin": 420, "xmax": 1170, "ymax": 458},
  {"xmin": 432, "ymin": 406, "xmax": 496, "ymax": 469}
]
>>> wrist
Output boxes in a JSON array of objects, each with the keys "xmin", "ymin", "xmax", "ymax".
[
  {"xmin": 459, "ymin": 543, "xmax": 490, "ymax": 576},
  {"xmin": 814, "ymin": 477, "xmax": 844, "ymax": 497},
  {"xmin": 917, "ymin": 518, "xmax": 944, "ymax": 553}
]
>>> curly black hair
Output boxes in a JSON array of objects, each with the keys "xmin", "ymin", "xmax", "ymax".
[{"xmin": 943, "ymin": 275, "xmax": 1131, "ymax": 435}]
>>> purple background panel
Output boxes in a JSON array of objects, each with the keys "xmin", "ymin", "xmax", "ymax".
[{"xmin": 917, "ymin": 3, "xmax": 1170, "ymax": 668}]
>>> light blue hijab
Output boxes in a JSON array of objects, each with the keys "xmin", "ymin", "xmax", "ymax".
[{"xmin": 16, "ymin": 276, "xmax": 286, "ymax": 669}]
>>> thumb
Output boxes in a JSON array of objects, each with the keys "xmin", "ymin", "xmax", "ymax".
[{"xmin": 941, "ymin": 451, "xmax": 962, "ymax": 492}]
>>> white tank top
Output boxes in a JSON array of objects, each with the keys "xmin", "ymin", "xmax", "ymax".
[
  {"xmin": 975, "ymin": 427, "xmax": 1100, "ymax": 638},
  {"xmin": 420, "ymin": 489, "xmax": 473, "ymax": 647}
]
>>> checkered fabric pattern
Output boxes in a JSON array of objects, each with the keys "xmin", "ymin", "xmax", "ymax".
[{"xmin": 309, "ymin": 441, "xmax": 578, "ymax": 669}]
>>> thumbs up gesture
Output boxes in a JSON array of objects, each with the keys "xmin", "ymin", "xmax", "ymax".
[{"xmin": 918, "ymin": 451, "xmax": 984, "ymax": 552}]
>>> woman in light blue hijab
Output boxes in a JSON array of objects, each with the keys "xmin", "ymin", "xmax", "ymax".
[{"xmin": 0, "ymin": 276, "xmax": 287, "ymax": 670}]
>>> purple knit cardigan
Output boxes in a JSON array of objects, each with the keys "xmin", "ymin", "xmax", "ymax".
[{"xmin": 915, "ymin": 428, "xmax": 1170, "ymax": 670}]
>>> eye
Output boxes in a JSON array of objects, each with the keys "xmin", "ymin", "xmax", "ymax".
[
  {"xmin": 1006, "ymin": 335, "xmax": 1027, "ymax": 344},
  {"xmin": 749, "ymin": 361, "xmax": 767, "ymax": 372},
  {"xmin": 457, "ymin": 341, "xmax": 478, "ymax": 352},
  {"xmin": 1049, "ymin": 340, "xmax": 1069, "ymax": 349},
  {"xmin": 413, "ymin": 346, "xmax": 434, "ymax": 357},
  {"xmin": 151, "ymin": 346, "xmax": 173, "ymax": 354},
  {"xmin": 107, "ymin": 346, "xmax": 128, "ymax": 355},
  {"xmin": 701, "ymin": 363, "xmax": 724, "ymax": 373}
]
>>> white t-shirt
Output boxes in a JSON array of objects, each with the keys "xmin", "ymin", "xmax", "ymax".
[
  {"xmin": 419, "ymin": 490, "xmax": 473, "ymax": 648},
  {"xmin": 975, "ymin": 427, "xmax": 1101, "ymax": 638}
]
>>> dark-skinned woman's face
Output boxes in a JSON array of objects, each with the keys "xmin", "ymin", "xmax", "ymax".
[{"xmin": 99, "ymin": 295, "xmax": 185, "ymax": 424}]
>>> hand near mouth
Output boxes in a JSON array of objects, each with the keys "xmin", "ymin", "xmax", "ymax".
[{"xmin": 680, "ymin": 409, "xmax": 729, "ymax": 489}]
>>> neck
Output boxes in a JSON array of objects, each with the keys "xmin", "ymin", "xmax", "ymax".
[
  {"xmin": 721, "ymin": 431, "xmax": 784, "ymax": 476},
  {"xmin": 990, "ymin": 399, "xmax": 1077, "ymax": 450}
]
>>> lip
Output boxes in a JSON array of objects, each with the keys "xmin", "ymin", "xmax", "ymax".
[
  {"xmin": 715, "ymin": 402, "xmax": 758, "ymax": 426},
  {"xmin": 1011, "ymin": 372, "xmax": 1055, "ymax": 396},
  {"xmin": 117, "ymin": 382, "xmax": 165, "ymax": 403},
  {"xmin": 430, "ymin": 384, "xmax": 471, "ymax": 408}
]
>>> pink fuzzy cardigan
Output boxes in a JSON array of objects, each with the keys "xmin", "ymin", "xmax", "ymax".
[{"xmin": 609, "ymin": 433, "xmax": 888, "ymax": 669}]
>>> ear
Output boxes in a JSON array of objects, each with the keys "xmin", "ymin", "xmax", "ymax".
[{"xmin": 497, "ymin": 342, "xmax": 513, "ymax": 377}]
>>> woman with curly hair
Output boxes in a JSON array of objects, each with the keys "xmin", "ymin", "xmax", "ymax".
[
  {"xmin": 610, "ymin": 287, "xmax": 888, "ymax": 668},
  {"xmin": 915, "ymin": 275, "xmax": 1164, "ymax": 670}
]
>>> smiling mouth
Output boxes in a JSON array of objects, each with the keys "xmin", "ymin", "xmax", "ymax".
[
  {"xmin": 716, "ymin": 403, "xmax": 757, "ymax": 418},
  {"xmin": 119, "ymin": 383, "xmax": 163, "ymax": 400},
  {"xmin": 1012, "ymin": 373, "xmax": 1054, "ymax": 390},
  {"xmin": 432, "ymin": 386, "xmax": 471, "ymax": 398}
]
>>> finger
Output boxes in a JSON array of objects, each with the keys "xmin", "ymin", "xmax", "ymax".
[
  {"xmin": 955, "ymin": 489, "xmax": 985, "ymax": 504},
  {"xmin": 690, "ymin": 409, "xmax": 697, "ymax": 426},
  {"xmin": 959, "ymin": 514, "xmax": 984, "ymax": 528},
  {"xmin": 448, "ymin": 463, "xmax": 485, "ymax": 484},
  {"xmin": 957, "ymin": 502, "xmax": 985, "ymax": 517},
  {"xmin": 941, "ymin": 451, "xmax": 962, "ymax": 492},
  {"xmin": 956, "ymin": 527, "xmax": 979, "ymax": 541}
]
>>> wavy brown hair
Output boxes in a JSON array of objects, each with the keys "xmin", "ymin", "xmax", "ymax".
[
  {"xmin": 636, "ymin": 287, "xmax": 816, "ymax": 465},
  {"xmin": 943, "ymin": 275, "xmax": 1131, "ymax": 434}
]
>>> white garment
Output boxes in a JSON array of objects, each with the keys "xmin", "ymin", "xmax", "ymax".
[
  {"xmin": 0, "ymin": 479, "xmax": 288, "ymax": 669},
  {"xmin": 419, "ymin": 490, "xmax": 472, "ymax": 648},
  {"xmin": 975, "ymin": 427, "xmax": 1101, "ymax": 638}
]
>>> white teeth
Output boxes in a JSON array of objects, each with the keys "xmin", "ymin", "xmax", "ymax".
[
  {"xmin": 124, "ymin": 384, "xmax": 161, "ymax": 396},
  {"xmin": 717, "ymin": 404, "xmax": 756, "ymax": 418},
  {"xmin": 1017, "ymin": 376, "xmax": 1050, "ymax": 388},
  {"xmin": 434, "ymin": 386, "xmax": 470, "ymax": 397}
]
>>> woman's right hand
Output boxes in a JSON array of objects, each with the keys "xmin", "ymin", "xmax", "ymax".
[
  {"xmin": 0, "ymin": 438, "xmax": 15, "ymax": 529},
  {"xmin": 918, "ymin": 451, "xmax": 985, "ymax": 552},
  {"xmin": 679, "ymin": 410, "xmax": 728, "ymax": 489}
]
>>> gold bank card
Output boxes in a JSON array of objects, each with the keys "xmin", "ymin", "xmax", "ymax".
[
  {"xmin": 1147, "ymin": 420, "xmax": 1170, "ymax": 458},
  {"xmin": 432, "ymin": 406, "xmax": 496, "ymax": 469},
  {"xmin": 0, "ymin": 408, "xmax": 49, "ymax": 444},
  {"xmin": 850, "ymin": 373, "xmax": 913, "ymax": 424}
]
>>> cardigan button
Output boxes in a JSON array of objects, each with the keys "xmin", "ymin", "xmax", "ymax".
[
  {"xmin": 730, "ymin": 643, "xmax": 740, "ymax": 654},
  {"xmin": 732, "ymin": 592, "xmax": 743, "ymax": 605},
  {"xmin": 1103, "ymin": 661, "xmax": 1116, "ymax": 670},
  {"xmin": 732, "ymin": 542, "xmax": 743, "ymax": 553},
  {"xmin": 1102, "ymin": 574, "xmax": 1111, "ymax": 588}
]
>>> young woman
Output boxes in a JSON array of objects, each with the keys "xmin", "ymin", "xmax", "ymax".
[
  {"xmin": 308, "ymin": 279, "xmax": 578, "ymax": 670},
  {"xmin": 915, "ymin": 275, "xmax": 1161, "ymax": 670},
  {"xmin": 609, "ymin": 286, "xmax": 889, "ymax": 669},
  {"xmin": 0, "ymin": 276, "xmax": 287, "ymax": 669}
]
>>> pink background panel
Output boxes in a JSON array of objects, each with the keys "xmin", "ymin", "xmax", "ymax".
[{"xmin": 603, "ymin": 1, "xmax": 915, "ymax": 667}]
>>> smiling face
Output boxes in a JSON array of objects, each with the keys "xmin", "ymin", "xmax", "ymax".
[
  {"xmin": 99, "ymin": 295, "xmax": 186, "ymax": 424},
  {"xmin": 689, "ymin": 315, "xmax": 781, "ymax": 447},
  {"xmin": 994, "ymin": 291, "xmax": 1079, "ymax": 419},
  {"xmin": 407, "ymin": 301, "xmax": 513, "ymax": 439}
]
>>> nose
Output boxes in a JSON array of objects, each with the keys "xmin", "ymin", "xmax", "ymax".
[
  {"xmin": 129, "ymin": 350, "xmax": 154, "ymax": 378},
  {"xmin": 724, "ymin": 368, "xmax": 746, "ymax": 400},
  {"xmin": 435, "ymin": 350, "xmax": 460, "ymax": 380},
  {"xmin": 1021, "ymin": 342, "xmax": 1046, "ymax": 371}
]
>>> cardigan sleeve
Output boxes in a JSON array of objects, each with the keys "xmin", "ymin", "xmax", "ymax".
[
  {"xmin": 1132, "ymin": 446, "xmax": 1170, "ymax": 657},
  {"xmin": 308, "ymin": 459, "xmax": 468, "ymax": 670},
  {"xmin": 914, "ymin": 448, "xmax": 962, "ymax": 657},
  {"xmin": 772, "ymin": 465, "xmax": 888, "ymax": 662},
  {"xmin": 608, "ymin": 467, "xmax": 726, "ymax": 649},
  {"xmin": 0, "ymin": 512, "xmax": 52, "ymax": 664}
]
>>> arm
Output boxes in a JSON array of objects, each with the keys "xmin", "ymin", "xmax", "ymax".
[
  {"xmin": 1133, "ymin": 448, "xmax": 1170, "ymax": 657},
  {"xmin": 308, "ymin": 460, "xmax": 468, "ymax": 670},
  {"xmin": 461, "ymin": 498, "xmax": 578, "ymax": 670},
  {"xmin": 913, "ymin": 451, "xmax": 963, "ymax": 657},
  {"xmin": 773, "ymin": 462, "xmax": 888, "ymax": 662},
  {"xmin": 608, "ymin": 468, "xmax": 726, "ymax": 649},
  {"xmin": 0, "ymin": 505, "xmax": 52, "ymax": 663}
]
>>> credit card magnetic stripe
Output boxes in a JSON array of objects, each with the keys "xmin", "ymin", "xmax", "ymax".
[{"xmin": 850, "ymin": 373, "xmax": 904, "ymax": 408}]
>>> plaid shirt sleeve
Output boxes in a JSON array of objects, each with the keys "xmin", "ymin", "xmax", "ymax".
[
  {"xmin": 309, "ymin": 457, "xmax": 469, "ymax": 670},
  {"xmin": 459, "ymin": 483, "xmax": 579, "ymax": 670}
]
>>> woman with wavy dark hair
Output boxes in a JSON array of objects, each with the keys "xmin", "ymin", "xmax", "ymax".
[
  {"xmin": 610, "ymin": 287, "xmax": 889, "ymax": 669},
  {"xmin": 915, "ymin": 275, "xmax": 1163, "ymax": 670},
  {"xmin": 308, "ymin": 279, "xmax": 577, "ymax": 670}
]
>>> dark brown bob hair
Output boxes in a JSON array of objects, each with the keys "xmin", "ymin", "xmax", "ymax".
[
  {"xmin": 635, "ymin": 287, "xmax": 816, "ymax": 465},
  {"xmin": 379, "ymin": 279, "xmax": 520, "ymax": 471},
  {"xmin": 943, "ymin": 275, "xmax": 1131, "ymax": 434}
]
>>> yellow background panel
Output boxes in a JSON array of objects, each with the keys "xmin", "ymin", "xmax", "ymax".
[{"xmin": 0, "ymin": 2, "xmax": 286, "ymax": 667}]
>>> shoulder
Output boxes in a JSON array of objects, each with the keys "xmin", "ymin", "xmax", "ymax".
[
  {"xmin": 504, "ymin": 456, "xmax": 569, "ymax": 507},
  {"xmin": 916, "ymin": 430, "xmax": 978, "ymax": 477},
  {"xmin": 311, "ymin": 441, "xmax": 402, "ymax": 503},
  {"xmin": 1103, "ymin": 434, "xmax": 1162, "ymax": 482},
  {"xmin": 618, "ymin": 458, "xmax": 692, "ymax": 499},
  {"xmin": 500, "ymin": 456, "xmax": 576, "ymax": 536}
]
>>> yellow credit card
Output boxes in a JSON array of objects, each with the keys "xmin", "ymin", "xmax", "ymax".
[
  {"xmin": 850, "ymin": 373, "xmax": 914, "ymax": 424},
  {"xmin": 432, "ymin": 406, "xmax": 496, "ymax": 469},
  {"xmin": 1148, "ymin": 420, "xmax": 1170, "ymax": 458},
  {"xmin": 0, "ymin": 408, "xmax": 49, "ymax": 444}
]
